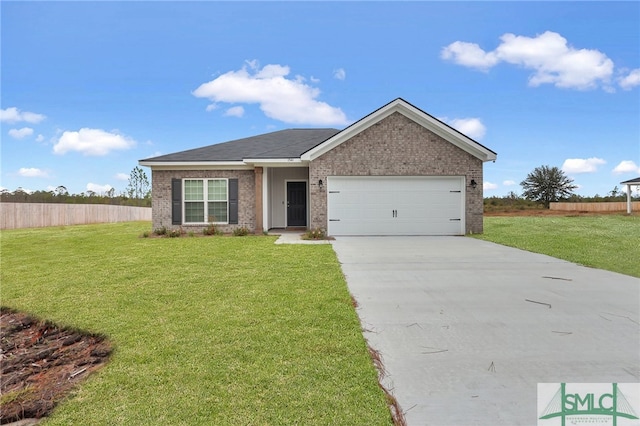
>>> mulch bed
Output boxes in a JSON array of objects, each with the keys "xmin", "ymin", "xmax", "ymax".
[{"xmin": 0, "ymin": 307, "xmax": 112, "ymax": 425}]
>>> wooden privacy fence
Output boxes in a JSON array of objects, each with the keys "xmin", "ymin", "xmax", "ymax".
[
  {"xmin": 550, "ymin": 201, "xmax": 639, "ymax": 212},
  {"xmin": 1, "ymin": 203, "xmax": 152, "ymax": 229}
]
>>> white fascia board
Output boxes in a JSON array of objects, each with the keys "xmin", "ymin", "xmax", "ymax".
[
  {"xmin": 138, "ymin": 161, "xmax": 252, "ymax": 170},
  {"xmin": 302, "ymin": 98, "xmax": 497, "ymax": 163},
  {"xmin": 243, "ymin": 158, "xmax": 308, "ymax": 167}
]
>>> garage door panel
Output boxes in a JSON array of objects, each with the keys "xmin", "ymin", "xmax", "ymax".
[{"xmin": 327, "ymin": 176, "xmax": 464, "ymax": 236}]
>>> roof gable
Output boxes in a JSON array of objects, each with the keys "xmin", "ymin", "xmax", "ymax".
[{"xmin": 301, "ymin": 98, "xmax": 497, "ymax": 162}]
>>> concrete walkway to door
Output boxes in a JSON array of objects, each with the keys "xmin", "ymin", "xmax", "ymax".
[{"xmin": 331, "ymin": 237, "xmax": 640, "ymax": 426}]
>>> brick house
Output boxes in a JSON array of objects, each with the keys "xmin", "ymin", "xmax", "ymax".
[{"xmin": 139, "ymin": 98, "xmax": 497, "ymax": 236}]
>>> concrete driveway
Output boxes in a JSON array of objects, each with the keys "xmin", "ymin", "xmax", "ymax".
[{"xmin": 331, "ymin": 237, "xmax": 640, "ymax": 426}]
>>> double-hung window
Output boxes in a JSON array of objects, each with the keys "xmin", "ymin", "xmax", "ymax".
[{"xmin": 184, "ymin": 179, "xmax": 228, "ymax": 223}]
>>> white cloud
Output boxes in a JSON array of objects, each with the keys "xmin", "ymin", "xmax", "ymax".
[
  {"xmin": 0, "ymin": 107, "xmax": 46, "ymax": 124},
  {"xmin": 53, "ymin": 128, "xmax": 136, "ymax": 156},
  {"xmin": 35, "ymin": 134, "xmax": 45, "ymax": 142},
  {"xmin": 224, "ymin": 106, "xmax": 245, "ymax": 118},
  {"xmin": 205, "ymin": 104, "xmax": 218, "ymax": 112},
  {"xmin": 441, "ymin": 41, "xmax": 499, "ymax": 71},
  {"xmin": 442, "ymin": 31, "xmax": 615, "ymax": 90},
  {"xmin": 619, "ymin": 69, "xmax": 640, "ymax": 90},
  {"xmin": 612, "ymin": 160, "xmax": 640, "ymax": 175},
  {"xmin": 86, "ymin": 183, "xmax": 113, "ymax": 194},
  {"xmin": 18, "ymin": 167, "xmax": 48, "ymax": 178},
  {"xmin": 484, "ymin": 181, "xmax": 498, "ymax": 190},
  {"xmin": 114, "ymin": 173, "xmax": 130, "ymax": 181},
  {"xmin": 440, "ymin": 117, "xmax": 486, "ymax": 140},
  {"xmin": 333, "ymin": 68, "xmax": 346, "ymax": 80},
  {"xmin": 8, "ymin": 127, "xmax": 34, "ymax": 139},
  {"xmin": 562, "ymin": 157, "xmax": 606, "ymax": 174},
  {"xmin": 192, "ymin": 61, "xmax": 349, "ymax": 126},
  {"xmin": 503, "ymin": 180, "xmax": 516, "ymax": 186}
]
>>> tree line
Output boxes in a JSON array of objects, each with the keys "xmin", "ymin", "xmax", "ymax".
[
  {"xmin": 487, "ymin": 165, "xmax": 639, "ymax": 211},
  {"xmin": 1, "ymin": 167, "xmax": 151, "ymax": 207}
]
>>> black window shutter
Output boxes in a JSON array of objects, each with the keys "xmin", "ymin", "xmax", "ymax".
[
  {"xmin": 171, "ymin": 178, "xmax": 182, "ymax": 225},
  {"xmin": 229, "ymin": 179, "xmax": 238, "ymax": 224}
]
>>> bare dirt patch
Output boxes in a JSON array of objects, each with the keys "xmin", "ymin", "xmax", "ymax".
[
  {"xmin": 0, "ymin": 307, "xmax": 112, "ymax": 425},
  {"xmin": 484, "ymin": 209, "xmax": 627, "ymax": 217}
]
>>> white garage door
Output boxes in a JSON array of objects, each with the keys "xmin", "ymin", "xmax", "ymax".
[{"xmin": 327, "ymin": 176, "xmax": 465, "ymax": 236}]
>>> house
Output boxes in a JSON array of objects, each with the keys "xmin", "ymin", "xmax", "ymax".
[{"xmin": 139, "ymin": 98, "xmax": 497, "ymax": 236}]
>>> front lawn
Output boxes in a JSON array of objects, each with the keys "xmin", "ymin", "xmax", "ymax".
[
  {"xmin": 1, "ymin": 222, "xmax": 391, "ymax": 425},
  {"xmin": 473, "ymin": 214, "xmax": 640, "ymax": 278}
]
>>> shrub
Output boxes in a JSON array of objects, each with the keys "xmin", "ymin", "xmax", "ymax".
[
  {"xmin": 153, "ymin": 226, "xmax": 167, "ymax": 236},
  {"xmin": 233, "ymin": 226, "xmax": 250, "ymax": 237},
  {"xmin": 203, "ymin": 223, "xmax": 221, "ymax": 236},
  {"xmin": 141, "ymin": 231, "xmax": 150, "ymax": 238},
  {"xmin": 167, "ymin": 228, "xmax": 182, "ymax": 238},
  {"xmin": 302, "ymin": 228, "xmax": 326, "ymax": 240}
]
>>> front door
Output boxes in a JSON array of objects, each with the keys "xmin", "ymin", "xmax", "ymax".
[{"xmin": 286, "ymin": 181, "xmax": 307, "ymax": 227}]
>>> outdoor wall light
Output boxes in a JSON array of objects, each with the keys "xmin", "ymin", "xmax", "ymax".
[
  {"xmin": 318, "ymin": 179, "xmax": 324, "ymax": 189},
  {"xmin": 470, "ymin": 179, "xmax": 477, "ymax": 189}
]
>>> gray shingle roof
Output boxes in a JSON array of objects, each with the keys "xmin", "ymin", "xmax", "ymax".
[
  {"xmin": 141, "ymin": 128, "xmax": 340, "ymax": 162},
  {"xmin": 621, "ymin": 177, "xmax": 640, "ymax": 184}
]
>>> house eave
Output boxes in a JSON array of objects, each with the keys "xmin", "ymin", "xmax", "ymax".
[
  {"xmin": 620, "ymin": 177, "xmax": 640, "ymax": 185},
  {"xmin": 243, "ymin": 158, "xmax": 308, "ymax": 167},
  {"xmin": 139, "ymin": 158, "xmax": 310, "ymax": 170},
  {"xmin": 138, "ymin": 160, "xmax": 253, "ymax": 170}
]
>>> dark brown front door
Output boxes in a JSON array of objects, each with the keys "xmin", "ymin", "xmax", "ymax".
[{"xmin": 287, "ymin": 182, "xmax": 307, "ymax": 227}]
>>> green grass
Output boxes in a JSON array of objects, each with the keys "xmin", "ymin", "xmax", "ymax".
[
  {"xmin": 1, "ymin": 222, "xmax": 391, "ymax": 425},
  {"xmin": 473, "ymin": 214, "xmax": 640, "ymax": 278}
]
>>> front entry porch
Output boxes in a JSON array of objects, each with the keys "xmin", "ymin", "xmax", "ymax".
[{"xmin": 262, "ymin": 166, "xmax": 311, "ymax": 231}]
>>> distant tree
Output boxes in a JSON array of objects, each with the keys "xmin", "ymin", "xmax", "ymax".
[
  {"xmin": 54, "ymin": 185, "xmax": 69, "ymax": 196},
  {"xmin": 13, "ymin": 188, "xmax": 29, "ymax": 202},
  {"xmin": 608, "ymin": 186, "xmax": 622, "ymax": 198},
  {"xmin": 520, "ymin": 165, "xmax": 577, "ymax": 208},
  {"xmin": 505, "ymin": 191, "xmax": 519, "ymax": 206},
  {"xmin": 126, "ymin": 166, "xmax": 151, "ymax": 200}
]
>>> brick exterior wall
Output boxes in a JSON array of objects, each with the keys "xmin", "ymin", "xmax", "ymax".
[
  {"xmin": 151, "ymin": 169, "xmax": 255, "ymax": 233},
  {"xmin": 309, "ymin": 112, "xmax": 484, "ymax": 234}
]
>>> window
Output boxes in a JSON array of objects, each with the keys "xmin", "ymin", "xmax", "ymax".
[{"xmin": 183, "ymin": 179, "xmax": 228, "ymax": 223}]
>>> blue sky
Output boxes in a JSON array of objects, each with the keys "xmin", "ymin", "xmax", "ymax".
[{"xmin": 2, "ymin": 1, "xmax": 639, "ymax": 197}]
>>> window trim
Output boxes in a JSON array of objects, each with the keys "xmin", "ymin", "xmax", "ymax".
[{"xmin": 182, "ymin": 178, "xmax": 229, "ymax": 224}]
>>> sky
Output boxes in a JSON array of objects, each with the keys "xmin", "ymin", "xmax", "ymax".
[{"xmin": 1, "ymin": 1, "xmax": 639, "ymax": 197}]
